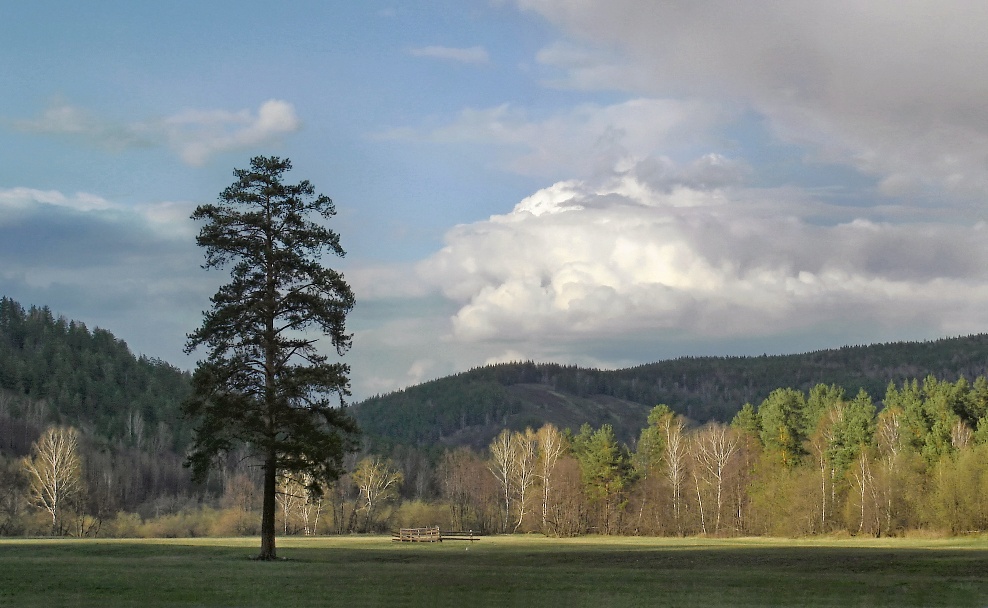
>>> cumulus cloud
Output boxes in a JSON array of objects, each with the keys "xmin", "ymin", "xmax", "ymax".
[
  {"xmin": 415, "ymin": 166, "xmax": 988, "ymax": 351},
  {"xmin": 12, "ymin": 99, "xmax": 300, "ymax": 166},
  {"xmin": 409, "ymin": 45, "xmax": 490, "ymax": 64},
  {"xmin": 517, "ymin": 0, "xmax": 988, "ymax": 203}
]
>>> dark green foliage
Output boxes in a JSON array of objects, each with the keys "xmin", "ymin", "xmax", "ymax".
[
  {"xmin": 0, "ymin": 296, "xmax": 191, "ymax": 450},
  {"xmin": 184, "ymin": 156, "xmax": 359, "ymax": 559},
  {"xmin": 354, "ymin": 335, "xmax": 988, "ymax": 449},
  {"xmin": 731, "ymin": 402, "xmax": 761, "ymax": 442},
  {"xmin": 635, "ymin": 404, "xmax": 674, "ymax": 472},
  {"xmin": 758, "ymin": 388, "xmax": 808, "ymax": 467},
  {"xmin": 572, "ymin": 424, "xmax": 633, "ymax": 534},
  {"xmin": 354, "ymin": 376, "xmax": 520, "ymax": 447}
]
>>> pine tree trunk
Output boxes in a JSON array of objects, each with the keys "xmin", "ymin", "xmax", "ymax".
[{"xmin": 259, "ymin": 452, "xmax": 277, "ymax": 560}]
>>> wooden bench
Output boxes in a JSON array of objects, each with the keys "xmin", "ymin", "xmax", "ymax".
[{"xmin": 392, "ymin": 527, "xmax": 479, "ymax": 542}]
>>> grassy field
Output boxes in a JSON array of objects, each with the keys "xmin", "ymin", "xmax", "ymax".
[{"xmin": 1, "ymin": 535, "xmax": 988, "ymax": 607}]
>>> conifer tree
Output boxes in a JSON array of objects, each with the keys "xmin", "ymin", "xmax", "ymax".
[{"xmin": 184, "ymin": 156, "xmax": 359, "ymax": 560}]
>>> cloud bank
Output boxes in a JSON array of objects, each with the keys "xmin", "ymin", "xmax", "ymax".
[
  {"xmin": 418, "ymin": 168, "xmax": 988, "ymax": 351},
  {"xmin": 519, "ymin": 0, "xmax": 988, "ymax": 203}
]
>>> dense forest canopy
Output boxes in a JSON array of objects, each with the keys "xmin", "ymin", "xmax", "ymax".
[
  {"xmin": 0, "ymin": 296, "xmax": 191, "ymax": 449},
  {"xmin": 353, "ymin": 335, "xmax": 988, "ymax": 448}
]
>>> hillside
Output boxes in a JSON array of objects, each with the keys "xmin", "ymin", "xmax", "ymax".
[
  {"xmin": 352, "ymin": 334, "xmax": 988, "ymax": 448},
  {"xmin": 0, "ymin": 297, "xmax": 203, "ymax": 525},
  {"xmin": 0, "ymin": 297, "xmax": 191, "ymax": 453},
  {"xmin": 6, "ymin": 292, "xmax": 988, "ymax": 455}
]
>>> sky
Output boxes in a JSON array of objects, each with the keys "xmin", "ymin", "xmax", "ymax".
[{"xmin": 5, "ymin": 1, "xmax": 988, "ymax": 401}]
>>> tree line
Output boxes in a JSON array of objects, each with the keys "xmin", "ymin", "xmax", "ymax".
[
  {"xmin": 435, "ymin": 375, "xmax": 988, "ymax": 537},
  {"xmin": 8, "ymin": 374, "xmax": 988, "ymax": 538}
]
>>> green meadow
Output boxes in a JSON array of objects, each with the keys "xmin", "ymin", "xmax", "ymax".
[{"xmin": 1, "ymin": 535, "xmax": 987, "ymax": 607}]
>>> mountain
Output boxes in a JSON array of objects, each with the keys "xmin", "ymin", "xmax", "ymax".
[{"xmin": 352, "ymin": 334, "xmax": 988, "ymax": 449}]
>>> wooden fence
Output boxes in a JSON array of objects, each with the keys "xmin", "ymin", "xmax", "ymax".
[{"xmin": 392, "ymin": 527, "xmax": 479, "ymax": 542}]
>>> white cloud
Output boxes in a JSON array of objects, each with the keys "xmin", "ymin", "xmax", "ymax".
[
  {"xmin": 164, "ymin": 99, "xmax": 301, "ymax": 166},
  {"xmin": 0, "ymin": 187, "xmax": 116, "ymax": 213},
  {"xmin": 409, "ymin": 45, "xmax": 490, "ymax": 64},
  {"xmin": 13, "ymin": 99, "xmax": 301, "ymax": 166},
  {"xmin": 345, "ymin": 262, "xmax": 434, "ymax": 300},
  {"xmin": 415, "ymin": 166, "xmax": 988, "ymax": 351}
]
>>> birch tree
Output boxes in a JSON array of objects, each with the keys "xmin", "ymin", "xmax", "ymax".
[
  {"xmin": 488, "ymin": 429, "xmax": 516, "ymax": 533},
  {"xmin": 353, "ymin": 456, "xmax": 402, "ymax": 532},
  {"xmin": 692, "ymin": 422, "xmax": 740, "ymax": 534},
  {"xmin": 511, "ymin": 428, "xmax": 538, "ymax": 532},
  {"xmin": 662, "ymin": 414, "xmax": 688, "ymax": 534},
  {"xmin": 22, "ymin": 426, "xmax": 84, "ymax": 535},
  {"xmin": 536, "ymin": 424, "xmax": 566, "ymax": 534}
]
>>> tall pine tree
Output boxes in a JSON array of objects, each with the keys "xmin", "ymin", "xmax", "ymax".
[{"xmin": 184, "ymin": 156, "xmax": 359, "ymax": 560}]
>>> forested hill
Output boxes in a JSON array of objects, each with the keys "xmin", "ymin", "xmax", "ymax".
[
  {"xmin": 6, "ymin": 291, "xmax": 988, "ymax": 456},
  {"xmin": 0, "ymin": 296, "xmax": 191, "ymax": 454},
  {"xmin": 352, "ymin": 334, "xmax": 988, "ymax": 449}
]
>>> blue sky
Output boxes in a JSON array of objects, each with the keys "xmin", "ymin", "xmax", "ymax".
[{"xmin": 5, "ymin": 1, "xmax": 988, "ymax": 400}]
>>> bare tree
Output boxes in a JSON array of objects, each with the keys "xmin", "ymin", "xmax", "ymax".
[
  {"xmin": 353, "ymin": 456, "xmax": 402, "ymax": 532},
  {"xmin": 951, "ymin": 419, "xmax": 973, "ymax": 450},
  {"xmin": 536, "ymin": 424, "xmax": 566, "ymax": 534},
  {"xmin": 850, "ymin": 449, "xmax": 880, "ymax": 535},
  {"xmin": 876, "ymin": 406, "xmax": 903, "ymax": 534},
  {"xmin": 298, "ymin": 474, "xmax": 326, "ymax": 536},
  {"xmin": 511, "ymin": 429, "xmax": 539, "ymax": 532},
  {"xmin": 662, "ymin": 415, "xmax": 688, "ymax": 534},
  {"xmin": 328, "ymin": 453, "xmax": 359, "ymax": 534},
  {"xmin": 276, "ymin": 473, "xmax": 305, "ymax": 534},
  {"xmin": 277, "ymin": 472, "xmax": 327, "ymax": 535},
  {"xmin": 692, "ymin": 423, "xmax": 740, "ymax": 534},
  {"xmin": 22, "ymin": 426, "xmax": 84, "ymax": 535},
  {"xmin": 807, "ymin": 404, "xmax": 844, "ymax": 531},
  {"xmin": 488, "ymin": 429, "xmax": 516, "ymax": 533}
]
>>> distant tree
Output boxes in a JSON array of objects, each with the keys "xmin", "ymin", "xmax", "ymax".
[
  {"xmin": 183, "ymin": 156, "xmax": 359, "ymax": 559},
  {"xmin": 659, "ymin": 410, "xmax": 689, "ymax": 534},
  {"xmin": 758, "ymin": 388, "xmax": 808, "ymax": 467},
  {"xmin": 22, "ymin": 426, "xmax": 84, "ymax": 535},
  {"xmin": 440, "ymin": 448, "xmax": 478, "ymax": 532},
  {"xmin": 353, "ymin": 456, "xmax": 402, "ymax": 532},
  {"xmin": 535, "ymin": 424, "xmax": 566, "ymax": 535},
  {"xmin": 691, "ymin": 422, "xmax": 740, "ymax": 535},
  {"xmin": 573, "ymin": 424, "xmax": 632, "ymax": 534},
  {"xmin": 440, "ymin": 447, "xmax": 499, "ymax": 534},
  {"xmin": 0, "ymin": 457, "xmax": 27, "ymax": 535},
  {"xmin": 487, "ymin": 429, "xmax": 516, "ymax": 533},
  {"xmin": 510, "ymin": 428, "xmax": 539, "ymax": 532},
  {"xmin": 730, "ymin": 402, "xmax": 761, "ymax": 443}
]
